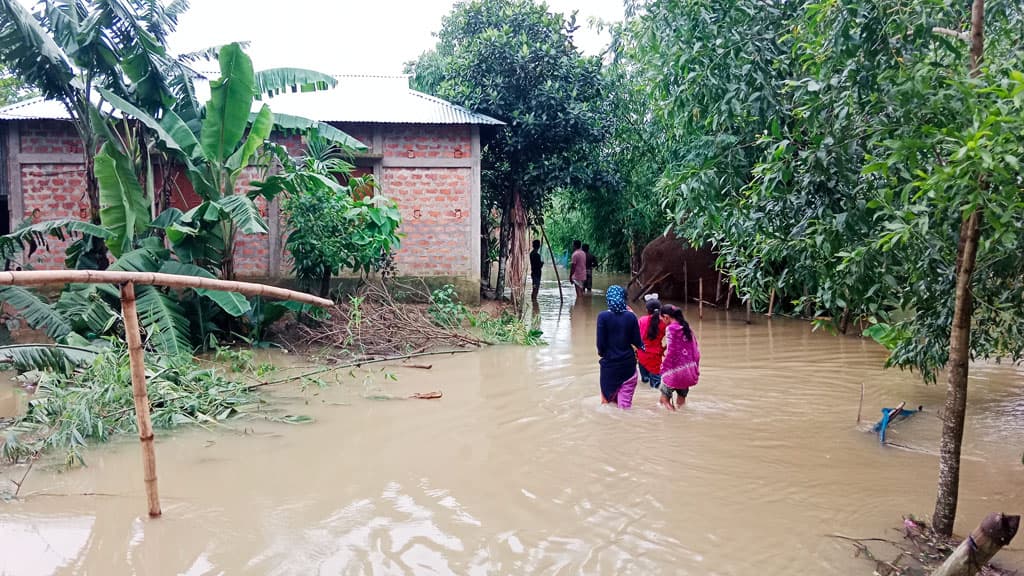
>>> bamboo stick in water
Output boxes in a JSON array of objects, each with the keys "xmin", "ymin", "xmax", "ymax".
[
  {"xmin": 699, "ymin": 277, "xmax": 704, "ymax": 319},
  {"xmin": 121, "ymin": 282, "xmax": 161, "ymax": 518}
]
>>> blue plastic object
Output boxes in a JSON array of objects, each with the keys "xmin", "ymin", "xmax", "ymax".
[{"xmin": 872, "ymin": 404, "xmax": 922, "ymax": 443}]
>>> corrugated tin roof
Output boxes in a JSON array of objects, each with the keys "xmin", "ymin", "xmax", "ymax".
[
  {"xmin": 0, "ymin": 97, "xmax": 72, "ymax": 120},
  {"xmin": 0, "ymin": 75, "xmax": 504, "ymax": 126}
]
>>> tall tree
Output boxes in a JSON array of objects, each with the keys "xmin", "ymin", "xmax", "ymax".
[
  {"xmin": 408, "ymin": 0, "xmax": 608, "ymax": 305},
  {"xmin": 621, "ymin": 0, "xmax": 1024, "ymax": 534}
]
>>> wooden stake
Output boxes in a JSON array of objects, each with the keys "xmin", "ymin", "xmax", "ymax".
[
  {"xmin": 931, "ymin": 512, "xmax": 1020, "ymax": 576},
  {"xmin": 683, "ymin": 261, "xmax": 689, "ymax": 305},
  {"xmin": 715, "ymin": 271, "xmax": 722, "ymax": 304},
  {"xmin": 767, "ymin": 288, "xmax": 776, "ymax": 318},
  {"xmin": 857, "ymin": 383, "xmax": 864, "ymax": 424},
  {"xmin": 699, "ymin": 277, "xmax": 704, "ymax": 319},
  {"xmin": 121, "ymin": 282, "xmax": 161, "ymax": 518},
  {"xmin": 725, "ymin": 284, "xmax": 733, "ymax": 310},
  {"xmin": 540, "ymin": 226, "xmax": 563, "ymax": 306},
  {"xmin": 746, "ymin": 298, "xmax": 752, "ymax": 324}
]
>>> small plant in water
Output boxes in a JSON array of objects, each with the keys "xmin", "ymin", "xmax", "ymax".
[{"xmin": 428, "ymin": 285, "xmax": 469, "ymax": 328}]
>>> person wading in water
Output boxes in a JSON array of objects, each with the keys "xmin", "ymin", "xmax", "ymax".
[
  {"xmin": 596, "ymin": 285, "xmax": 644, "ymax": 408},
  {"xmin": 529, "ymin": 239, "xmax": 543, "ymax": 302},
  {"xmin": 570, "ymin": 240, "xmax": 587, "ymax": 299}
]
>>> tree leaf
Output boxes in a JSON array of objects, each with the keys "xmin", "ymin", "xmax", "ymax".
[
  {"xmin": 200, "ymin": 43, "xmax": 255, "ymax": 165},
  {"xmin": 252, "ymin": 67, "xmax": 336, "ymax": 98},
  {"xmin": 95, "ymin": 143, "xmax": 152, "ymax": 257},
  {"xmin": 216, "ymin": 195, "xmax": 268, "ymax": 235},
  {"xmin": 227, "ymin": 103, "xmax": 273, "ymax": 172},
  {"xmin": 0, "ymin": 286, "xmax": 71, "ymax": 341},
  {"xmin": 0, "ymin": 344, "xmax": 98, "ymax": 374},
  {"xmin": 159, "ymin": 261, "xmax": 250, "ymax": 316},
  {"xmin": 134, "ymin": 285, "xmax": 192, "ymax": 357}
]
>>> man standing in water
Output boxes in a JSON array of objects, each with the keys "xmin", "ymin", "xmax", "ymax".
[
  {"xmin": 583, "ymin": 243, "xmax": 598, "ymax": 293},
  {"xmin": 530, "ymin": 239, "xmax": 543, "ymax": 302},
  {"xmin": 570, "ymin": 240, "xmax": 587, "ymax": 298}
]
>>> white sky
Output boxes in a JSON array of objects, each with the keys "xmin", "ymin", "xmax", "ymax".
[{"xmin": 168, "ymin": 0, "xmax": 624, "ymax": 74}]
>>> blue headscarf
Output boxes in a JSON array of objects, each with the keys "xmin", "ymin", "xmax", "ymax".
[{"xmin": 606, "ymin": 285, "xmax": 627, "ymax": 313}]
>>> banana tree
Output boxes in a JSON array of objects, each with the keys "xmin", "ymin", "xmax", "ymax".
[
  {"xmin": 0, "ymin": 0, "xmax": 196, "ymax": 269},
  {"xmin": 97, "ymin": 43, "xmax": 365, "ymax": 279}
]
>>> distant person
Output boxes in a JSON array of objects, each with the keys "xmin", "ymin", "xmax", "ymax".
[
  {"xmin": 637, "ymin": 295, "xmax": 667, "ymax": 389},
  {"xmin": 658, "ymin": 305, "xmax": 701, "ymax": 411},
  {"xmin": 596, "ymin": 285, "xmax": 644, "ymax": 408},
  {"xmin": 530, "ymin": 239, "xmax": 543, "ymax": 301},
  {"xmin": 583, "ymin": 244, "xmax": 598, "ymax": 292},
  {"xmin": 569, "ymin": 240, "xmax": 587, "ymax": 298}
]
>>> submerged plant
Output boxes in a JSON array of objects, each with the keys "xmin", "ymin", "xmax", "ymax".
[{"xmin": 1, "ymin": 342, "xmax": 268, "ymax": 467}]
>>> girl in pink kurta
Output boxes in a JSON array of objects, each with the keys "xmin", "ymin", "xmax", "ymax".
[{"xmin": 658, "ymin": 305, "xmax": 700, "ymax": 410}]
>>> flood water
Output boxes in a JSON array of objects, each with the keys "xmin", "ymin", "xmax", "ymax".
[{"xmin": 2, "ymin": 276, "xmax": 1023, "ymax": 575}]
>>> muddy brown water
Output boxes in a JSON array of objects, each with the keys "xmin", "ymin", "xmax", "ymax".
[{"xmin": 1, "ymin": 276, "xmax": 1023, "ymax": 575}]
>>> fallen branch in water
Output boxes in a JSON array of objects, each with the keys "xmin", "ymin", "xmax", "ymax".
[
  {"xmin": 831, "ymin": 517, "xmax": 1021, "ymax": 576},
  {"xmin": 248, "ymin": 349, "xmax": 474, "ymax": 390},
  {"xmin": 409, "ymin": 391, "xmax": 442, "ymax": 399}
]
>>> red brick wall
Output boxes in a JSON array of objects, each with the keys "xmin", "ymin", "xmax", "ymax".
[
  {"xmin": 19, "ymin": 120, "xmax": 84, "ymax": 155},
  {"xmin": 381, "ymin": 167, "xmax": 472, "ymax": 276},
  {"xmin": 381, "ymin": 125, "xmax": 471, "ymax": 159},
  {"xmin": 19, "ymin": 162, "xmax": 89, "ymax": 268},
  {"xmin": 9, "ymin": 121, "xmax": 479, "ymax": 282}
]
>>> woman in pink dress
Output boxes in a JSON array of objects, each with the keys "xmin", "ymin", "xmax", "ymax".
[{"xmin": 658, "ymin": 305, "xmax": 700, "ymax": 410}]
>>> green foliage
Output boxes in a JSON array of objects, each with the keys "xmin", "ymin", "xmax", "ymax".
[
  {"xmin": 618, "ymin": 0, "xmax": 1024, "ymax": 378},
  {"xmin": 428, "ymin": 284, "xmax": 544, "ymax": 345},
  {"xmin": 1, "ymin": 343, "xmax": 266, "ymax": 466},
  {"xmin": 409, "ymin": 0, "xmax": 610, "ymax": 214},
  {"xmin": 0, "ymin": 69, "xmax": 36, "ymax": 106},
  {"xmin": 428, "ymin": 285, "xmax": 469, "ymax": 328},
  {"xmin": 0, "ymin": 344, "xmax": 100, "ymax": 374},
  {"xmin": 275, "ymin": 137, "xmax": 403, "ymax": 297}
]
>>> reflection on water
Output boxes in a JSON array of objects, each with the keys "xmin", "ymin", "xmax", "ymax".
[{"xmin": 1, "ymin": 274, "xmax": 1023, "ymax": 575}]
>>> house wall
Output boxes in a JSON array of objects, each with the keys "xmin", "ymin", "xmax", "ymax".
[{"xmin": 1, "ymin": 119, "xmax": 481, "ymax": 300}]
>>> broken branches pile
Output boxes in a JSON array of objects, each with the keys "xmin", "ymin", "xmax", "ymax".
[{"xmin": 283, "ymin": 281, "xmax": 487, "ymax": 361}]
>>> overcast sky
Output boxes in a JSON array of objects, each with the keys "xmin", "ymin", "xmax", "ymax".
[{"xmin": 167, "ymin": 0, "xmax": 624, "ymax": 75}]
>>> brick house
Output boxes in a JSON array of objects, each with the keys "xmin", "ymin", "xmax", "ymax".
[{"xmin": 0, "ymin": 75, "xmax": 502, "ymax": 302}]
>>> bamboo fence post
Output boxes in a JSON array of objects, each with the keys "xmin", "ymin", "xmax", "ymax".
[
  {"xmin": 746, "ymin": 298, "xmax": 752, "ymax": 324},
  {"xmin": 725, "ymin": 284, "xmax": 733, "ymax": 310},
  {"xmin": 767, "ymin": 288, "xmax": 776, "ymax": 318},
  {"xmin": 715, "ymin": 271, "xmax": 722, "ymax": 304},
  {"xmin": 120, "ymin": 281, "xmax": 161, "ymax": 518},
  {"xmin": 699, "ymin": 277, "xmax": 704, "ymax": 319},
  {"xmin": 931, "ymin": 513, "xmax": 1020, "ymax": 576},
  {"xmin": 540, "ymin": 226, "xmax": 563, "ymax": 306}
]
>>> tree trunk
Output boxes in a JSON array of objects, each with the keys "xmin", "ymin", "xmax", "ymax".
[
  {"xmin": 494, "ymin": 194, "xmax": 511, "ymax": 300},
  {"xmin": 319, "ymin": 265, "xmax": 331, "ymax": 299},
  {"xmin": 931, "ymin": 512, "xmax": 1019, "ymax": 576},
  {"xmin": 934, "ymin": 210, "xmax": 982, "ymax": 536},
  {"xmin": 84, "ymin": 159, "xmax": 109, "ymax": 270},
  {"xmin": 481, "ymin": 220, "xmax": 491, "ymax": 288},
  {"xmin": 934, "ymin": 0, "xmax": 985, "ymax": 538}
]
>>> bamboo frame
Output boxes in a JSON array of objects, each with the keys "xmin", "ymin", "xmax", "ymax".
[
  {"xmin": 0, "ymin": 271, "xmax": 334, "ymax": 307},
  {"xmin": 0, "ymin": 270, "xmax": 332, "ymax": 517},
  {"xmin": 121, "ymin": 282, "xmax": 161, "ymax": 517}
]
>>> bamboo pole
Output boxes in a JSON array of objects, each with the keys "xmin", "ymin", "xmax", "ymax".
[
  {"xmin": 0, "ymin": 270, "xmax": 333, "ymax": 307},
  {"xmin": 121, "ymin": 282, "xmax": 161, "ymax": 518},
  {"xmin": 931, "ymin": 513, "xmax": 1019, "ymax": 576},
  {"xmin": 699, "ymin": 277, "xmax": 704, "ymax": 319},
  {"xmin": 725, "ymin": 284, "xmax": 733, "ymax": 310},
  {"xmin": 746, "ymin": 298, "xmax": 752, "ymax": 324},
  {"xmin": 715, "ymin": 271, "xmax": 722, "ymax": 304},
  {"xmin": 767, "ymin": 288, "xmax": 776, "ymax": 318},
  {"xmin": 632, "ymin": 271, "xmax": 671, "ymax": 303},
  {"xmin": 540, "ymin": 226, "xmax": 563, "ymax": 306}
]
